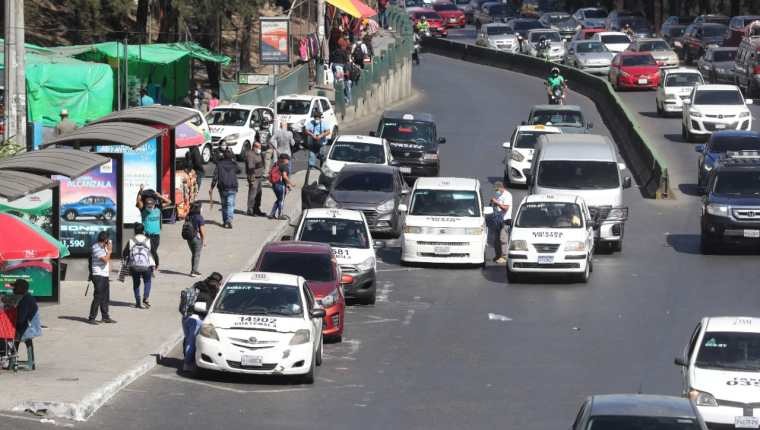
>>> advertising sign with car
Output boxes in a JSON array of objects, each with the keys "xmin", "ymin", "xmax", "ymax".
[{"xmin": 97, "ymin": 139, "xmax": 158, "ymax": 224}]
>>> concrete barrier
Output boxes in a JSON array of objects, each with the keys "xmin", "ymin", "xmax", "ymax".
[{"xmin": 423, "ymin": 37, "xmax": 670, "ymax": 199}]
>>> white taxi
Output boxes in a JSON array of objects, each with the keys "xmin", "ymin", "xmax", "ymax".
[
  {"xmin": 675, "ymin": 316, "xmax": 760, "ymax": 428},
  {"xmin": 194, "ymin": 272, "xmax": 325, "ymax": 383},
  {"xmin": 276, "ymin": 94, "xmax": 339, "ymax": 146},
  {"xmin": 206, "ymin": 104, "xmax": 274, "ymax": 159},
  {"xmin": 506, "ymin": 194, "xmax": 594, "ymax": 283},
  {"xmin": 502, "ymin": 124, "xmax": 562, "ymax": 185},
  {"xmin": 399, "ymin": 177, "xmax": 490, "ymax": 266},
  {"xmin": 295, "ymin": 208, "xmax": 377, "ymax": 305},
  {"xmin": 656, "ymin": 68, "xmax": 704, "ymax": 116},
  {"xmin": 320, "ymin": 135, "xmax": 399, "ymax": 186}
]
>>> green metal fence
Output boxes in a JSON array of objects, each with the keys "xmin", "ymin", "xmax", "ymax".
[{"xmin": 220, "ymin": 64, "xmax": 310, "ymax": 107}]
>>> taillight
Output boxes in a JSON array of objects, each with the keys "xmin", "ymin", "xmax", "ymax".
[
  {"xmin": 753, "ymin": 65, "xmax": 760, "ymax": 75},
  {"xmin": 340, "ymin": 274, "xmax": 354, "ymax": 285}
]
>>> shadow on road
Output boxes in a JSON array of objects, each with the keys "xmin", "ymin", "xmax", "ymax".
[
  {"xmin": 638, "ymin": 111, "xmax": 661, "ymax": 119},
  {"xmin": 664, "ymin": 133, "xmax": 689, "ymax": 143},
  {"xmin": 678, "ymin": 183, "xmax": 702, "ymax": 197},
  {"xmin": 666, "ymin": 233, "xmax": 760, "ymax": 255}
]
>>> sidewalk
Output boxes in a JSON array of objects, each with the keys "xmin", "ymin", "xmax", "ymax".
[{"xmin": 0, "ymin": 172, "xmax": 305, "ymax": 421}]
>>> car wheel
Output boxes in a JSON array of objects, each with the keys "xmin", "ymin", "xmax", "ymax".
[
  {"xmin": 700, "ymin": 233, "xmax": 718, "ymax": 254},
  {"xmin": 506, "ymin": 266, "xmax": 519, "ymax": 283},
  {"xmin": 102, "ymin": 209, "xmax": 114, "ymax": 221},
  {"xmin": 315, "ymin": 338, "xmax": 323, "ymax": 366},
  {"xmin": 362, "ymin": 294, "xmax": 376, "ymax": 305},
  {"xmin": 576, "ymin": 258, "xmax": 591, "ymax": 283},
  {"xmin": 201, "ymin": 144, "xmax": 212, "ymax": 164},
  {"xmin": 608, "ymin": 240, "xmax": 622, "ymax": 253},
  {"xmin": 64, "ymin": 210, "xmax": 77, "ymax": 221},
  {"xmin": 656, "ymin": 100, "xmax": 663, "ymax": 116},
  {"xmin": 300, "ymin": 354, "xmax": 315, "ymax": 384},
  {"xmin": 682, "ymin": 123, "xmax": 688, "ymax": 140},
  {"xmin": 237, "ymin": 141, "xmax": 250, "ymax": 161}
]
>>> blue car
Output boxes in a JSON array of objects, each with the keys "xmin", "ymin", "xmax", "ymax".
[
  {"xmin": 61, "ymin": 196, "xmax": 116, "ymax": 222},
  {"xmin": 695, "ymin": 130, "xmax": 760, "ymax": 188}
]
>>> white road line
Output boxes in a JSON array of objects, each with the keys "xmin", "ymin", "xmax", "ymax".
[
  {"xmin": 152, "ymin": 373, "xmax": 365, "ymax": 394},
  {"xmin": 375, "ymin": 281, "xmax": 393, "ymax": 303},
  {"xmin": 402, "ymin": 309, "xmax": 416, "ymax": 326},
  {"xmin": 356, "ymin": 318, "xmax": 399, "ymax": 324},
  {"xmin": 376, "ymin": 268, "xmax": 421, "ymax": 272},
  {"xmin": 151, "ymin": 373, "xmax": 250, "ymax": 393}
]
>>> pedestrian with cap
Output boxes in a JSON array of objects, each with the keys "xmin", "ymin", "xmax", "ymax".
[
  {"xmin": 54, "ymin": 109, "xmax": 77, "ymax": 136},
  {"xmin": 490, "ymin": 181, "xmax": 512, "ymax": 264},
  {"xmin": 304, "ymin": 109, "xmax": 331, "ymax": 165}
]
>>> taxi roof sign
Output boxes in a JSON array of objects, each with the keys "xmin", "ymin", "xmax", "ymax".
[{"xmin": 402, "ymin": 114, "xmax": 415, "ymax": 120}]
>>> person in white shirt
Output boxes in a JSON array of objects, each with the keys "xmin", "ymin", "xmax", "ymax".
[
  {"xmin": 88, "ymin": 231, "xmax": 116, "ymax": 324},
  {"xmin": 490, "ymin": 181, "xmax": 512, "ymax": 264}
]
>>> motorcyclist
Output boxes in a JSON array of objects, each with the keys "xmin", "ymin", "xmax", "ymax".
[
  {"xmin": 623, "ymin": 23, "xmax": 635, "ymax": 38},
  {"xmin": 545, "ymin": 67, "xmax": 567, "ymax": 104},
  {"xmin": 416, "ymin": 16, "xmax": 430, "ymax": 34},
  {"xmin": 412, "ymin": 25, "xmax": 422, "ymax": 65},
  {"xmin": 536, "ymin": 35, "xmax": 550, "ymax": 59}
]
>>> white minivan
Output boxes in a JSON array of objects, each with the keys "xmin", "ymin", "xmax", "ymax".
[{"xmin": 528, "ymin": 134, "xmax": 631, "ymax": 252}]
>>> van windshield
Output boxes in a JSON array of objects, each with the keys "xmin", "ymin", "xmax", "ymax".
[
  {"xmin": 537, "ymin": 160, "xmax": 620, "ymax": 189},
  {"xmin": 410, "ymin": 190, "xmax": 480, "ymax": 217}
]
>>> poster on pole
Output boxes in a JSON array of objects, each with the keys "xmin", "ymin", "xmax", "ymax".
[
  {"xmin": 53, "ymin": 154, "xmax": 123, "ymax": 257},
  {"xmin": 260, "ymin": 17, "xmax": 290, "ymax": 65}
]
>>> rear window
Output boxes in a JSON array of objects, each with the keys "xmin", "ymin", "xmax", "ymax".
[
  {"xmin": 712, "ymin": 50, "xmax": 737, "ymax": 62},
  {"xmin": 622, "ymin": 55, "xmax": 656, "ymax": 66},
  {"xmin": 601, "ymin": 34, "xmax": 631, "ymax": 44},
  {"xmin": 277, "ymin": 99, "xmax": 311, "ymax": 115},
  {"xmin": 334, "ymin": 171, "xmax": 394, "ymax": 192},
  {"xmin": 258, "ymin": 252, "xmax": 334, "ymax": 282},
  {"xmin": 710, "ymin": 135, "xmax": 760, "ymax": 152},
  {"xmin": 433, "ymin": 3, "xmax": 458, "ymax": 10},
  {"xmin": 487, "ymin": 26, "xmax": 514, "ymax": 35},
  {"xmin": 665, "ymin": 73, "xmax": 702, "ymax": 87},
  {"xmin": 638, "ymin": 40, "xmax": 670, "ymax": 51},
  {"xmin": 530, "ymin": 31, "xmax": 561, "ymax": 42},
  {"xmin": 513, "ymin": 20, "xmax": 544, "ymax": 31},
  {"xmin": 668, "ymin": 27, "xmax": 686, "ymax": 37},
  {"xmin": 417, "ymin": 12, "xmax": 443, "ymax": 20},
  {"xmin": 514, "ymin": 131, "xmax": 556, "ymax": 148},
  {"xmin": 582, "ymin": 9, "xmax": 607, "ymax": 19},
  {"xmin": 702, "ymin": 24, "xmax": 727, "ymax": 37}
]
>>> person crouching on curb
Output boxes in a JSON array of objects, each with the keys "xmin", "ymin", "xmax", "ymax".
[
  {"xmin": 179, "ymin": 272, "xmax": 223, "ymax": 373},
  {"xmin": 268, "ymin": 153, "xmax": 294, "ymax": 220}
]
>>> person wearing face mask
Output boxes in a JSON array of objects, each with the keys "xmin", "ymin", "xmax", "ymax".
[{"xmin": 245, "ymin": 141, "xmax": 267, "ymax": 216}]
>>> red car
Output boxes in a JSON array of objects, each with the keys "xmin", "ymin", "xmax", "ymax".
[
  {"xmin": 608, "ymin": 52, "xmax": 660, "ymax": 90},
  {"xmin": 431, "ymin": 2, "xmax": 465, "ymax": 28},
  {"xmin": 407, "ymin": 8, "xmax": 448, "ymax": 37},
  {"xmin": 254, "ymin": 241, "xmax": 345, "ymax": 342}
]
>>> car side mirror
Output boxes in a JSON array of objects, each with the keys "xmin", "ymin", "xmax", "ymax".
[
  {"xmin": 747, "ymin": 99, "xmax": 754, "ymax": 105},
  {"xmin": 401, "ymin": 189, "xmax": 409, "ymax": 195},
  {"xmin": 622, "ymin": 176, "xmax": 632, "ymax": 189},
  {"xmin": 618, "ymin": 162, "xmax": 627, "ymax": 171},
  {"xmin": 694, "ymin": 144, "xmax": 704, "ymax": 153},
  {"xmin": 281, "ymin": 235, "xmax": 292, "ymax": 241},
  {"xmin": 317, "ymin": 184, "xmax": 328, "ymax": 192},
  {"xmin": 525, "ymin": 173, "xmax": 532, "ymax": 184},
  {"xmin": 683, "ymin": 100, "xmax": 691, "ymax": 106},
  {"xmin": 674, "ymin": 357, "xmax": 687, "ymax": 367},
  {"xmin": 193, "ymin": 302, "xmax": 208, "ymax": 314},
  {"xmin": 521, "ymin": 121, "xmax": 526, "ymax": 125},
  {"xmin": 310, "ymin": 308, "xmax": 326, "ymax": 318},
  {"xmin": 369, "ymin": 131, "xmax": 377, "ymax": 136},
  {"xmin": 250, "ymin": 121, "xmax": 257, "ymax": 128},
  {"xmin": 438, "ymin": 137, "xmax": 447, "ymax": 144},
  {"xmin": 390, "ymin": 159, "xmax": 401, "ymax": 167},
  {"xmin": 568, "ymin": 48, "xmax": 574, "ymax": 54},
  {"xmin": 502, "ymin": 141, "xmax": 511, "ymax": 149},
  {"xmin": 398, "ymin": 203, "xmax": 408, "ymax": 212}
]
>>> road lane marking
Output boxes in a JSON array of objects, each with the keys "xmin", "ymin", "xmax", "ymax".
[
  {"xmin": 376, "ymin": 268, "xmax": 421, "ymax": 272},
  {"xmin": 376, "ymin": 281, "xmax": 393, "ymax": 303},
  {"xmin": 151, "ymin": 374, "xmax": 250, "ymax": 393},
  {"xmin": 487, "ymin": 313, "xmax": 512, "ymax": 322},
  {"xmin": 356, "ymin": 318, "xmax": 400, "ymax": 324},
  {"xmin": 402, "ymin": 309, "xmax": 416, "ymax": 326}
]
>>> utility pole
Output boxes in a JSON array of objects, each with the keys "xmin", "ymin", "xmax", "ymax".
[{"xmin": 3, "ymin": 0, "xmax": 26, "ymax": 150}]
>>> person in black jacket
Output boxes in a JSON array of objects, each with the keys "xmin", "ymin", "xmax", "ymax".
[{"xmin": 209, "ymin": 149, "xmax": 241, "ymax": 229}]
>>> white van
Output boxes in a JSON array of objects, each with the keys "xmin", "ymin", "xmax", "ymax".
[
  {"xmin": 399, "ymin": 177, "xmax": 491, "ymax": 266},
  {"xmin": 528, "ymin": 134, "xmax": 631, "ymax": 252}
]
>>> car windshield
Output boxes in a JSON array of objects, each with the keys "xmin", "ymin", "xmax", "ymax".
[
  {"xmin": 622, "ymin": 55, "xmax": 656, "ymax": 66},
  {"xmin": 668, "ymin": 27, "xmax": 686, "ymax": 36},
  {"xmin": 544, "ymin": 14, "xmax": 570, "ymax": 25},
  {"xmin": 666, "ymin": 73, "xmax": 702, "ymax": 86},
  {"xmin": 410, "ymin": 189, "xmax": 480, "ymax": 217},
  {"xmin": 601, "ymin": 34, "xmax": 631, "ymax": 44},
  {"xmin": 713, "ymin": 171, "xmax": 760, "ymax": 195},
  {"xmin": 379, "ymin": 120, "xmax": 435, "ymax": 145},
  {"xmin": 587, "ymin": 416, "xmax": 701, "ymax": 430},
  {"xmin": 277, "ymin": 99, "xmax": 311, "ymax": 115},
  {"xmin": 487, "ymin": 26, "xmax": 513, "ymax": 35},
  {"xmin": 258, "ymin": 252, "xmax": 334, "ymax": 282},
  {"xmin": 742, "ymin": 18, "xmax": 760, "ymax": 26},
  {"xmin": 695, "ymin": 331, "xmax": 760, "ymax": 371},
  {"xmin": 703, "ymin": 25, "xmax": 727, "ymax": 36},
  {"xmin": 530, "ymin": 110, "xmax": 584, "ymax": 127},
  {"xmin": 713, "ymin": 50, "xmax": 737, "ymax": 62},
  {"xmin": 694, "ymin": 90, "xmax": 743, "ymax": 105},
  {"xmin": 329, "ymin": 141, "xmax": 385, "ymax": 164},
  {"xmin": 433, "ymin": 3, "xmax": 458, "ymax": 10},
  {"xmin": 206, "ymin": 109, "xmax": 250, "ymax": 126},
  {"xmin": 214, "ymin": 283, "xmax": 303, "ymax": 317},
  {"xmin": 531, "ymin": 32, "xmax": 561, "ymax": 42},
  {"xmin": 299, "ymin": 218, "xmax": 370, "ymax": 249},
  {"xmin": 638, "ymin": 40, "xmax": 670, "ymax": 51},
  {"xmin": 514, "ymin": 20, "xmax": 543, "ymax": 30},
  {"xmin": 704, "ymin": 16, "xmax": 729, "ymax": 25},
  {"xmin": 576, "ymin": 41, "xmax": 608, "ymax": 53},
  {"xmin": 710, "ymin": 136, "xmax": 760, "ymax": 152},
  {"xmin": 583, "ymin": 9, "xmax": 607, "ymax": 19},
  {"xmin": 418, "ymin": 12, "xmax": 442, "ymax": 20},
  {"xmin": 515, "ymin": 131, "xmax": 555, "ymax": 149},
  {"xmin": 538, "ymin": 160, "xmax": 620, "ymax": 189},
  {"xmin": 334, "ymin": 171, "xmax": 394, "ymax": 192},
  {"xmin": 515, "ymin": 202, "xmax": 583, "ymax": 228}
]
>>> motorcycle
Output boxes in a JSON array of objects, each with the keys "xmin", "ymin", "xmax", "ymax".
[
  {"xmin": 536, "ymin": 42, "xmax": 552, "ymax": 62},
  {"xmin": 412, "ymin": 33, "xmax": 422, "ymax": 65},
  {"xmin": 548, "ymin": 84, "xmax": 566, "ymax": 105}
]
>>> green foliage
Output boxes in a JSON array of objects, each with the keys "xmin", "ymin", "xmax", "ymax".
[{"xmin": 0, "ymin": 139, "xmax": 23, "ymax": 160}]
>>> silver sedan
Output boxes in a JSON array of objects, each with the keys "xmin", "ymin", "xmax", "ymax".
[{"xmin": 564, "ymin": 40, "xmax": 614, "ymax": 75}]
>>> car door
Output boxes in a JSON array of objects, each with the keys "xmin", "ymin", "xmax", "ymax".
[
  {"xmin": 319, "ymin": 98, "xmax": 336, "ymax": 129},
  {"xmin": 81, "ymin": 197, "xmax": 97, "ymax": 216},
  {"xmin": 735, "ymin": 44, "xmax": 747, "ymax": 88},
  {"xmin": 609, "ymin": 55, "xmax": 619, "ymax": 81},
  {"xmin": 582, "ymin": 202, "xmax": 594, "ymax": 255}
]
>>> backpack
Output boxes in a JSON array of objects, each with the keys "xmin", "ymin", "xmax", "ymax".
[
  {"xmin": 269, "ymin": 164, "xmax": 283, "ymax": 184},
  {"xmin": 181, "ymin": 217, "xmax": 196, "ymax": 240},
  {"xmin": 129, "ymin": 238, "xmax": 152, "ymax": 273},
  {"xmin": 352, "ymin": 45, "xmax": 366, "ymax": 65},
  {"xmin": 179, "ymin": 286, "xmax": 199, "ymax": 317},
  {"xmin": 217, "ymin": 161, "xmax": 239, "ymax": 190}
]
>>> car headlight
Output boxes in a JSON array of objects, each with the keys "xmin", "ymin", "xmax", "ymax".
[
  {"xmin": 404, "ymin": 225, "xmax": 423, "ymax": 234},
  {"xmin": 607, "ymin": 208, "xmax": 627, "ymax": 220},
  {"xmin": 325, "ymin": 196, "xmax": 338, "ymax": 208},
  {"xmin": 689, "ymin": 109, "xmax": 702, "ymax": 118},
  {"xmin": 510, "ymin": 151, "xmax": 525, "ymax": 162},
  {"xmin": 740, "ymin": 111, "xmax": 750, "ymax": 118},
  {"xmin": 706, "ymin": 204, "xmax": 728, "ymax": 216},
  {"xmin": 355, "ymin": 256, "xmax": 375, "ymax": 272},
  {"xmin": 703, "ymin": 163, "xmax": 713, "ymax": 171},
  {"xmin": 224, "ymin": 133, "xmax": 240, "ymax": 142},
  {"xmin": 674, "ymin": 41, "xmax": 682, "ymax": 47},
  {"xmin": 199, "ymin": 323, "xmax": 219, "ymax": 341},
  {"xmin": 423, "ymin": 153, "xmax": 438, "ymax": 160},
  {"xmin": 564, "ymin": 241, "xmax": 586, "ymax": 251},
  {"xmin": 465, "ymin": 227, "xmax": 484, "ymax": 235},
  {"xmin": 289, "ymin": 329, "xmax": 311, "ymax": 345},
  {"xmin": 706, "ymin": 43, "xmax": 719, "ymax": 49},
  {"xmin": 322, "ymin": 164, "xmax": 336, "ymax": 178},
  {"xmin": 377, "ymin": 199, "xmax": 395, "ymax": 212},
  {"xmin": 319, "ymin": 288, "xmax": 340, "ymax": 307},
  {"xmin": 509, "ymin": 240, "xmax": 528, "ymax": 251},
  {"xmin": 689, "ymin": 389, "xmax": 718, "ymax": 407}
]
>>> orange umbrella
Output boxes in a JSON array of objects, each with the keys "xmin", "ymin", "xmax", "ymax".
[{"xmin": 326, "ymin": 0, "xmax": 376, "ymax": 18}]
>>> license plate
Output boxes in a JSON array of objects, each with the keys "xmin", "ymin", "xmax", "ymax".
[
  {"xmin": 715, "ymin": 124, "xmax": 727, "ymax": 129},
  {"xmin": 449, "ymin": 18, "xmax": 457, "ymax": 22},
  {"xmin": 434, "ymin": 246, "xmax": 450, "ymax": 255},
  {"xmin": 537, "ymin": 255, "xmax": 554, "ymax": 265},
  {"xmin": 638, "ymin": 78, "xmax": 648, "ymax": 84},
  {"xmin": 399, "ymin": 167, "xmax": 412, "ymax": 174},
  {"xmin": 241, "ymin": 354, "xmax": 262, "ymax": 367},
  {"xmin": 735, "ymin": 416, "xmax": 760, "ymax": 429},
  {"xmin": 744, "ymin": 229, "xmax": 760, "ymax": 238}
]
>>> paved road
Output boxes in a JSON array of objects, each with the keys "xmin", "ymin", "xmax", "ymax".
[{"xmin": 6, "ymin": 53, "xmax": 760, "ymax": 430}]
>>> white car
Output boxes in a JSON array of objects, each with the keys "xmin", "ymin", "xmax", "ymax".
[
  {"xmin": 276, "ymin": 94, "xmax": 339, "ymax": 146},
  {"xmin": 502, "ymin": 125, "xmax": 562, "ymax": 185},
  {"xmin": 656, "ymin": 68, "xmax": 704, "ymax": 116},
  {"xmin": 321, "ymin": 135, "xmax": 399, "ymax": 186},
  {"xmin": 591, "ymin": 31, "xmax": 632, "ymax": 53},
  {"xmin": 175, "ymin": 108, "xmax": 213, "ymax": 164},
  {"xmin": 399, "ymin": 177, "xmax": 490, "ymax": 266},
  {"xmin": 682, "ymin": 84, "xmax": 754, "ymax": 142},
  {"xmin": 206, "ymin": 104, "xmax": 274, "ymax": 160},
  {"xmin": 506, "ymin": 194, "xmax": 595, "ymax": 283},
  {"xmin": 194, "ymin": 271, "xmax": 325, "ymax": 383},
  {"xmin": 295, "ymin": 208, "xmax": 377, "ymax": 305},
  {"xmin": 675, "ymin": 316, "xmax": 760, "ymax": 428},
  {"xmin": 526, "ymin": 29, "xmax": 566, "ymax": 62}
]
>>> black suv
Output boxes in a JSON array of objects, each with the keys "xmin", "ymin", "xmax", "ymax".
[
  {"xmin": 700, "ymin": 155, "xmax": 760, "ymax": 253},
  {"xmin": 372, "ymin": 111, "xmax": 445, "ymax": 183}
]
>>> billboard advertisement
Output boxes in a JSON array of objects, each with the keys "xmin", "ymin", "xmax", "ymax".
[
  {"xmin": 97, "ymin": 138, "xmax": 159, "ymax": 224},
  {"xmin": 260, "ymin": 17, "xmax": 290, "ymax": 65},
  {"xmin": 0, "ymin": 188, "xmax": 59, "ymax": 237},
  {"xmin": 53, "ymin": 155, "xmax": 123, "ymax": 257},
  {"xmin": 0, "ymin": 259, "xmax": 58, "ymax": 301}
]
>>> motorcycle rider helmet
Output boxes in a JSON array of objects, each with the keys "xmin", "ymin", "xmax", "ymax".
[
  {"xmin": 551, "ymin": 67, "xmax": 559, "ymax": 76},
  {"xmin": 421, "ymin": 16, "xmax": 427, "ymax": 21}
]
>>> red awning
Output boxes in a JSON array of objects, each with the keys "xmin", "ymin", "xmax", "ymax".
[{"xmin": 0, "ymin": 213, "xmax": 64, "ymax": 262}]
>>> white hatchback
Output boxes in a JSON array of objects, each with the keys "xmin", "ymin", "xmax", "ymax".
[
  {"xmin": 194, "ymin": 272, "xmax": 325, "ymax": 383},
  {"xmin": 656, "ymin": 68, "xmax": 704, "ymax": 116},
  {"xmin": 320, "ymin": 135, "xmax": 398, "ymax": 185},
  {"xmin": 502, "ymin": 124, "xmax": 562, "ymax": 185},
  {"xmin": 675, "ymin": 316, "xmax": 760, "ymax": 429},
  {"xmin": 206, "ymin": 104, "xmax": 274, "ymax": 159}
]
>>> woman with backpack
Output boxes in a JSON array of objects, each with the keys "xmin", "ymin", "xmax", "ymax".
[
  {"xmin": 268, "ymin": 153, "xmax": 293, "ymax": 220},
  {"xmin": 123, "ymin": 223, "xmax": 156, "ymax": 309},
  {"xmin": 183, "ymin": 202, "xmax": 206, "ymax": 277}
]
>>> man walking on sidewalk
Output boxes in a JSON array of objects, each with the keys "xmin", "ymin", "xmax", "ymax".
[
  {"xmin": 271, "ymin": 120, "xmax": 295, "ymax": 161},
  {"xmin": 210, "ymin": 149, "xmax": 241, "ymax": 229},
  {"xmin": 245, "ymin": 142, "xmax": 267, "ymax": 217},
  {"xmin": 136, "ymin": 186, "xmax": 170, "ymax": 272},
  {"xmin": 88, "ymin": 231, "xmax": 116, "ymax": 324}
]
